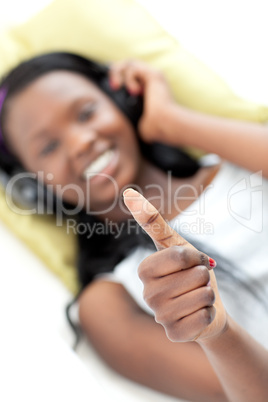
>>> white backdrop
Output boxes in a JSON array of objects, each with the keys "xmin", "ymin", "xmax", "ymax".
[{"xmin": 137, "ymin": 0, "xmax": 268, "ymax": 104}]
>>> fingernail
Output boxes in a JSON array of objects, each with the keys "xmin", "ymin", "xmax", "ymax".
[
  {"xmin": 209, "ymin": 258, "xmax": 217, "ymax": 268},
  {"xmin": 123, "ymin": 188, "xmax": 139, "ymax": 197},
  {"xmin": 128, "ymin": 88, "xmax": 140, "ymax": 95},
  {"xmin": 109, "ymin": 78, "xmax": 119, "ymax": 90},
  {"xmin": 123, "ymin": 188, "xmax": 133, "ymax": 197}
]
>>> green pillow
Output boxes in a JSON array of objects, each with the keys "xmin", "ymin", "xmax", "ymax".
[
  {"xmin": 1, "ymin": 0, "xmax": 268, "ymax": 121},
  {"xmin": 1, "ymin": 0, "xmax": 267, "ymax": 292},
  {"xmin": 0, "ymin": 186, "xmax": 79, "ymax": 294}
]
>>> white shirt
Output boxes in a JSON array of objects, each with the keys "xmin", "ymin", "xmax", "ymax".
[{"xmin": 104, "ymin": 163, "xmax": 268, "ymax": 349}]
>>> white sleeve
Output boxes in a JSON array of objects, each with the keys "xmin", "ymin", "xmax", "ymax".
[{"xmin": 97, "ymin": 247, "xmax": 155, "ymax": 316}]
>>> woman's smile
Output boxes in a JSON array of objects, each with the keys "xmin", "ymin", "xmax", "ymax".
[
  {"xmin": 5, "ymin": 70, "xmax": 141, "ymax": 211},
  {"xmin": 82, "ymin": 147, "xmax": 119, "ymax": 184}
]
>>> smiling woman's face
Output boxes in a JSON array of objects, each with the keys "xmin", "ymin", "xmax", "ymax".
[{"xmin": 4, "ymin": 71, "xmax": 141, "ymax": 212}]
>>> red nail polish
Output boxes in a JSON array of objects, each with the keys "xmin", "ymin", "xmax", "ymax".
[
  {"xmin": 209, "ymin": 258, "xmax": 217, "ymax": 268},
  {"xmin": 128, "ymin": 89, "xmax": 137, "ymax": 95},
  {"xmin": 128, "ymin": 88, "xmax": 140, "ymax": 96},
  {"xmin": 128, "ymin": 87, "xmax": 143, "ymax": 96},
  {"xmin": 109, "ymin": 78, "xmax": 119, "ymax": 90}
]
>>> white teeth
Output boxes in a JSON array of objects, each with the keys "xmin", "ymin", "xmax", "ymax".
[{"xmin": 83, "ymin": 150, "xmax": 114, "ymax": 179}]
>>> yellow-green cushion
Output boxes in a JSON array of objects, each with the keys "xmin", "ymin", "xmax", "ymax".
[
  {"xmin": 1, "ymin": 0, "xmax": 268, "ymax": 121},
  {"xmin": 1, "ymin": 0, "xmax": 268, "ymax": 292},
  {"xmin": 0, "ymin": 186, "xmax": 79, "ymax": 294}
]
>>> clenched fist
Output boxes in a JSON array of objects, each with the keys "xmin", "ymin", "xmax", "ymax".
[{"xmin": 123, "ymin": 188, "xmax": 228, "ymax": 344}]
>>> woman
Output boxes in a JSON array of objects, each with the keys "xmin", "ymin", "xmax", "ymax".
[{"xmin": 0, "ymin": 52, "xmax": 267, "ymax": 402}]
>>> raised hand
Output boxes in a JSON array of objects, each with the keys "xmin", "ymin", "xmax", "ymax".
[
  {"xmin": 109, "ymin": 60, "xmax": 176, "ymax": 143},
  {"xmin": 123, "ymin": 188, "xmax": 228, "ymax": 343}
]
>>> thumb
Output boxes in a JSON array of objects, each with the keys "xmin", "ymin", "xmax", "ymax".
[
  {"xmin": 123, "ymin": 188, "xmax": 192, "ymax": 251},
  {"xmin": 123, "ymin": 188, "xmax": 217, "ymax": 269}
]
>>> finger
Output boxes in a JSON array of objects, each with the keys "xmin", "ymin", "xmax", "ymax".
[
  {"xmin": 109, "ymin": 60, "xmax": 142, "ymax": 90},
  {"xmin": 124, "ymin": 65, "xmax": 144, "ymax": 94},
  {"xmin": 109, "ymin": 61, "xmax": 126, "ymax": 88},
  {"xmin": 160, "ymin": 266, "xmax": 211, "ymax": 296},
  {"xmin": 154, "ymin": 286, "xmax": 215, "ymax": 325},
  {"xmin": 164, "ymin": 306, "xmax": 216, "ymax": 343},
  {"xmin": 123, "ymin": 188, "xmax": 193, "ymax": 250},
  {"xmin": 109, "ymin": 60, "xmax": 150, "ymax": 93},
  {"xmin": 123, "ymin": 61, "xmax": 162, "ymax": 94},
  {"xmin": 123, "ymin": 189, "xmax": 216, "ymax": 268},
  {"xmin": 139, "ymin": 247, "xmax": 211, "ymax": 279}
]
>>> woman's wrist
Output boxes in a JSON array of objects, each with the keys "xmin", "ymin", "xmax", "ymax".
[
  {"xmin": 195, "ymin": 315, "xmax": 268, "ymax": 402},
  {"xmin": 158, "ymin": 103, "xmax": 196, "ymax": 147},
  {"xmin": 196, "ymin": 314, "xmax": 234, "ymax": 350},
  {"xmin": 157, "ymin": 103, "xmax": 179, "ymax": 143}
]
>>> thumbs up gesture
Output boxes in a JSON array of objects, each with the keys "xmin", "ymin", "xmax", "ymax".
[{"xmin": 123, "ymin": 188, "xmax": 228, "ymax": 343}]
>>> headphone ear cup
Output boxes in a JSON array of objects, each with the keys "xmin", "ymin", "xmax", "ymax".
[
  {"xmin": 6, "ymin": 174, "xmax": 41, "ymax": 210},
  {"xmin": 2, "ymin": 167, "xmax": 78, "ymax": 215},
  {"xmin": 100, "ymin": 76, "xmax": 143, "ymax": 127},
  {"xmin": 2, "ymin": 168, "xmax": 52, "ymax": 212}
]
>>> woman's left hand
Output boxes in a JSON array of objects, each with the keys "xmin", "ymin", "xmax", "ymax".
[{"xmin": 109, "ymin": 60, "xmax": 176, "ymax": 143}]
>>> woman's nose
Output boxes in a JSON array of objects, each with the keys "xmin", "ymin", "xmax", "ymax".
[{"xmin": 65, "ymin": 127, "xmax": 97, "ymax": 160}]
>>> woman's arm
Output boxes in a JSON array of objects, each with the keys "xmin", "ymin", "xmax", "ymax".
[
  {"xmin": 162, "ymin": 105, "xmax": 268, "ymax": 177},
  {"xmin": 199, "ymin": 317, "xmax": 268, "ymax": 402},
  {"xmin": 123, "ymin": 188, "xmax": 268, "ymax": 402},
  {"xmin": 110, "ymin": 61, "xmax": 268, "ymax": 177},
  {"xmin": 79, "ymin": 280, "xmax": 226, "ymax": 402}
]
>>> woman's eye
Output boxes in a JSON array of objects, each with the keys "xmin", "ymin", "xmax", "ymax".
[
  {"xmin": 78, "ymin": 104, "xmax": 96, "ymax": 122},
  {"xmin": 40, "ymin": 140, "xmax": 59, "ymax": 156}
]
